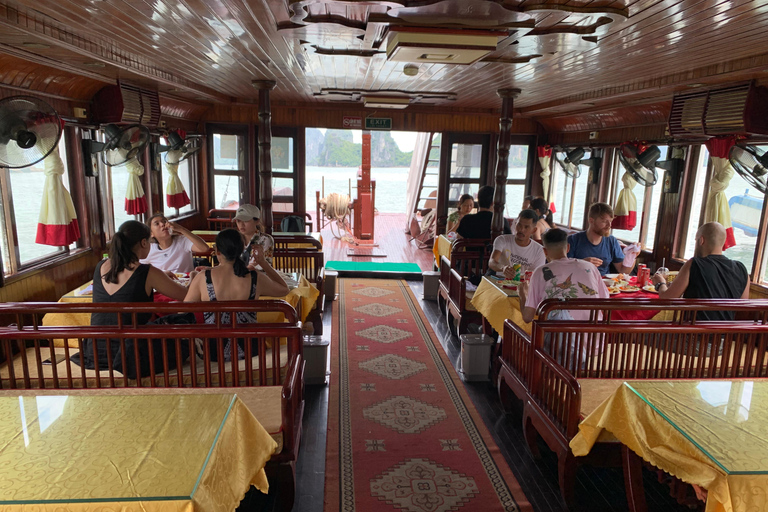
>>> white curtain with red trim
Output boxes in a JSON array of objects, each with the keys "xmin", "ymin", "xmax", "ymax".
[
  {"xmin": 125, "ymin": 158, "xmax": 148, "ymax": 215},
  {"xmin": 704, "ymin": 137, "xmax": 737, "ymax": 250},
  {"xmin": 36, "ymin": 147, "xmax": 80, "ymax": 246},
  {"xmin": 537, "ymin": 146, "xmax": 555, "ymax": 213},
  {"xmin": 612, "ymin": 171, "xmax": 638, "ymax": 230},
  {"xmin": 165, "ymin": 149, "xmax": 191, "ymax": 209}
]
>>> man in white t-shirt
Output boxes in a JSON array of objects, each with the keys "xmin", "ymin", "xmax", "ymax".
[
  {"xmin": 519, "ymin": 228, "xmax": 608, "ymax": 323},
  {"xmin": 489, "ymin": 209, "xmax": 546, "ymax": 279}
]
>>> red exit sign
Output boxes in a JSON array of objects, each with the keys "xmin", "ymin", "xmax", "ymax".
[{"xmin": 342, "ymin": 116, "xmax": 362, "ymax": 129}]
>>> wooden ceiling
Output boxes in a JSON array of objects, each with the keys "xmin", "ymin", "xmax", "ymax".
[{"xmin": 0, "ymin": 0, "xmax": 767, "ymax": 132}]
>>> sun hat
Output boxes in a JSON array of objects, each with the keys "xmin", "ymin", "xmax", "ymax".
[{"xmin": 233, "ymin": 204, "xmax": 261, "ymax": 221}]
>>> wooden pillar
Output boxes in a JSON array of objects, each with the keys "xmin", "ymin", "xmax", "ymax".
[
  {"xmin": 491, "ymin": 88, "xmax": 521, "ymax": 239},
  {"xmin": 253, "ymin": 80, "xmax": 276, "ymax": 233}
]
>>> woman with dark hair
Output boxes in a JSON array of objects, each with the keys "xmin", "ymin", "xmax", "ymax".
[
  {"xmin": 233, "ymin": 204, "xmax": 274, "ymax": 270},
  {"xmin": 529, "ymin": 197, "xmax": 555, "ymax": 240},
  {"xmin": 141, "ymin": 213, "xmax": 209, "ymax": 274},
  {"xmin": 185, "ymin": 228, "xmax": 289, "ymax": 361},
  {"xmin": 75, "ymin": 220, "xmax": 189, "ymax": 370},
  {"xmin": 446, "ymin": 194, "xmax": 475, "ymax": 234}
]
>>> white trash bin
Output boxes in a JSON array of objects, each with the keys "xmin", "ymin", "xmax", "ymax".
[
  {"xmin": 303, "ymin": 335, "xmax": 329, "ymax": 385},
  {"xmin": 459, "ymin": 334, "xmax": 494, "ymax": 381}
]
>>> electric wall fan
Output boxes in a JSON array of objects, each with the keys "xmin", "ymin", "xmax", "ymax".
[
  {"xmin": 0, "ymin": 96, "xmax": 62, "ymax": 168},
  {"xmin": 553, "ymin": 147, "xmax": 586, "ymax": 178},
  {"xmin": 85, "ymin": 124, "xmax": 150, "ymax": 167},
  {"xmin": 618, "ymin": 143, "xmax": 686, "ymax": 187},
  {"xmin": 729, "ymin": 145, "xmax": 767, "ymax": 194},
  {"xmin": 157, "ymin": 131, "xmax": 200, "ymax": 164}
]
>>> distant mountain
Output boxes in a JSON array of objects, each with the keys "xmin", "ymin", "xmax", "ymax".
[{"xmin": 309, "ymin": 129, "xmax": 413, "ymax": 167}]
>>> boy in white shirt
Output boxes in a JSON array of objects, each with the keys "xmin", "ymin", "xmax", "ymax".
[{"xmin": 489, "ymin": 209, "xmax": 546, "ymax": 279}]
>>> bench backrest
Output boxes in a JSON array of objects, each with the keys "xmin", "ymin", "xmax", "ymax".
[
  {"xmin": 207, "ymin": 208, "xmax": 235, "ymax": 231},
  {"xmin": 273, "ymin": 234, "xmax": 322, "ymax": 250},
  {"xmin": 273, "ymin": 248, "xmax": 324, "ymax": 284},
  {"xmin": 272, "ymin": 211, "xmax": 313, "ymax": 233},
  {"xmin": 0, "ymin": 301, "xmax": 301, "ymax": 390}
]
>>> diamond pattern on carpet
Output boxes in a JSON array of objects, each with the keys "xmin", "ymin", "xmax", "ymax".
[
  {"xmin": 363, "ymin": 395, "xmax": 447, "ymax": 434},
  {"xmin": 353, "ymin": 303, "xmax": 403, "ymax": 317},
  {"xmin": 358, "ymin": 354, "xmax": 427, "ymax": 379},
  {"xmin": 356, "ymin": 324, "xmax": 413, "ymax": 344},
  {"xmin": 370, "ymin": 458, "xmax": 478, "ymax": 512},
  {"xmin": 352, "ymin": 286, "xmax": 395, "ymax": 298}
]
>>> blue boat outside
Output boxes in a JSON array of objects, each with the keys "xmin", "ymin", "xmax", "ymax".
[{"xmin": 729, "ymin": 190, "xmax": 763, "ymax": 237}]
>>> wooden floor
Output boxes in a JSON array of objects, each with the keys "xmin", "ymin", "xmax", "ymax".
[
  {"xmin": 316, "ymin": 212, "xmax": 435, "ymax": 271},
  {"xmin": 288, "ymin": 280, "xmax": 696, "ymax": 512}
]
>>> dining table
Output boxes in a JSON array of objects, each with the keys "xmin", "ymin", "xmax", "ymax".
[
  {"xmin": 0, "ymin": 392, "xmax": 277, "ymax": 512},
  {"xmin": 570, "ymin": 379, "xmax": 768, "ymax": 512},
  {"xmin": 45, "ymin": 272, "xmax": 319, "ymax": 347},
  {"xmin": 470, "ymin": 275, "xmax": 674, "ymax": 337}
]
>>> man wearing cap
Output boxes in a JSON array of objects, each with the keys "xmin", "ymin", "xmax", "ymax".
[{"xmin": 233, "ymin": 204, "xmax": 274, "ymax": 269}]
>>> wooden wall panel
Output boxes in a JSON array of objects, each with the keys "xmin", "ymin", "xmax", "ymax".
[
  {"xmin": 547, "ymin": 124, "xmax": 669, "ymax": 146},
  {"xmin": 0, "ymin": 253, "xmax": 99, "ymax": 304},
  {"xmin": 206, "ymin": 102, "xmax": 543, "ymax": 134}
]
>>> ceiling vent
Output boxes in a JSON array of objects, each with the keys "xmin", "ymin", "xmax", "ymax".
[
  {"xmin": 91, "ymin": 82, "xmax": 162, "ymax": 127},
  {"xmin": 668, "ymin": 82, "xmax": 768, "ymax": 137},
  {"xmin": 363, "ymin": 96, "xmax": 410, "ymax": 109},
  {"xmin": 385, "ymin": 27, "xmax": 503, "ymax": 65}
]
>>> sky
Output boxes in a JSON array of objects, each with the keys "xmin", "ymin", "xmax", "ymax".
[{"xmin": 315, "ymin": 128, "xmax": 418, "ymax": 152}]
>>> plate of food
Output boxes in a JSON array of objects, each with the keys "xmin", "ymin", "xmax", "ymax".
[
  {"xmin": 608, "ymin": 286, "xmax": 621, "ymax": 295},
  {"xmin": 642, "ymin": 285, "xmax": 658, "ymax": 293},
  {"xmin": 619, "ymin": 285, "xmax": 641, "ymax": 293}
]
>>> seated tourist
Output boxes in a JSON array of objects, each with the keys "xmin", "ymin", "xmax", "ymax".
[
  {"xmin": 446, "ymin": 194, "xmax": 474, "ymax": 234},
  {"xmin": 456, "ymin": 185, "xmax": 511, "ymax": 239},
  {"xmin": 519, "ymin": 228, "xmax": 608, "ymax": 324},
  {"xmin": 234, "ymin": 204, "xmax": 275, "ymax": 269},
  {"xmin": 141, "ymin": 213, "xmax": 210, "ymax": 274},
  {"xmin": 567, "ymin": 202, "xmax": 639, "ymax": 276},
  {"xmin": 529, "ymin": 197, "xmax": 554, "ymax": 240},
  {"xmin": 75, "ymin": 220, "xmax": 189, "ymax": 370},
  {"xmin": 652, "ymin": 222, "xmax": 749, "ymax": 321},
  {"xmin": 488, "ymin": 209, "xmax": 546, "ymax": 278},
  {"xmin": 185, "ymin": 228, "xmax": 289, "ymax": 361}
]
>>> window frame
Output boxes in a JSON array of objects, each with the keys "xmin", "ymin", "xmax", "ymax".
[
  {"xmin": 0, "ymin": 129, "xmax": 84, "ymax": 276},
  {"xmin": 161, "ymin": 137, "xmax": 200, "ymax": 220},
  {"xmin": 207, "ymin": 124, "xmax": 250, "ymax": 211}
]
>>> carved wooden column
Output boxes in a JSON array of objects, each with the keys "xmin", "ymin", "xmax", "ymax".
[
  {"xmin": 491, "ymin": 88, "xmax": 521, "ymax": 239},
  {"xmin": 253, "ymin": 80, "xmax": 276, "ymax": 233}
]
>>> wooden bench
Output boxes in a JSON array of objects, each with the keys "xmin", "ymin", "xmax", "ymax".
[
  {"xmin": 0, "ymin": 300, "xmax": 305, "ymax": 512},
  {"xmin": 207, "ymin": 208, "xmax": 235, "ymax": 230},
  {"xmin": 273, "ymin": 233, "xmax": 323, "ymax": 250},
  {"xmin": 498, "ymin": 298, "xmax": 768, "ymax": 506},
  {"xmin": 273, "ymin": 248, "xmax": 325, "ymax": 335},
  {"xmin": 437, "ymin": 239, "xmax": 491, "ymax": 336}
]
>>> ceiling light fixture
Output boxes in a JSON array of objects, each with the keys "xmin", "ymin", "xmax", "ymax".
[
  {"xmin": 403, "ymin": 64, "xmax": 419, "ymax": 77},
  {"xmin": 362, "ymin": 96, "xmax": 410, "ymax": 109}
]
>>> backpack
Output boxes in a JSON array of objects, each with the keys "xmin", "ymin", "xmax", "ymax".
[{"xmin": 280, "ymin": 215, "xmax": 305, "ymax": 233}]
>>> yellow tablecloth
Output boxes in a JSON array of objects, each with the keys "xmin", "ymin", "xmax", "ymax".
[
  {"xmin": 470, "ymin": 277, "xmax": 532, "ymax": 335},
  {"xmin": 45, "ymin": 275, "xmax": 319, "ymax": 346},
  {"xmin": 0, "ymin": 393, "xmax": 277, "ymax": 512},
  {"xmin": 571, "ymin": 380, "xmax": 768, "ymax": 512},
  {"xmin": 432, "ymin": 235, "xmax": 452, "ymax": 268}
]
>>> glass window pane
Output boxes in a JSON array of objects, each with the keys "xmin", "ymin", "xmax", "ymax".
[
  {"xmin": 722, "ymin": 164, "xmax": 760, "ymax": 277},
  {"xmin": 505, "ymin": 184, "xmax": 526, "ymax": 217},
  {"xmin": 273, "ymin": 177, "xmax": 294, "ymax": 198},
  {"xmin": 0, "ymin": 190, "xmax": 9, "ymax": 274},
  {"xmin": 214, "ymin": 174, "xmax": 240, "ymax": 210},
  {"xmin": 8, "ymin": 136, "xmax": 70, "ymax": 265},
  {"xmin": 683, "ymin": 147, "xmax": 711, "ymax": 259},
  {"xmin": 109, "ymin": 164, "xmax": 133, "ymax": 231},
  {"xmin": 272, "ymin": 137, "xmax": 293, "ymax": 173},
  {"xmin": 555, "ymin": 172, "xmax": 573, "ymax": 227},
  {"xmin": 508, "ymin": 145, "xmax": 528, "ymax": 180},
  {"xmin": 643, "ymin": 146, "xmax": 668, "ymax": 250},
  {"xmin": 450, "ymin": 144, "xmax": 482, "ymax": 179},
  {"xmin": 612, "ymin": 153, "xmax": 648, "ymax": 243},
  {"xmin": 571, "ymin": 161, "xmax": 590, "ymax": 230},
  {"xmin": 448, "ymin": 183, "xmax": 478, "ymax": 206},
  {"xmin": 213, "ymin": 134, "xmax": 243, "ymax": 170}
]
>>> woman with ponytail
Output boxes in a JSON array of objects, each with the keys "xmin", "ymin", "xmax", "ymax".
[
  {"xmin": 184, "ymin": 228, "xmax": 289, "ymax": 361},
  {"xmin": 75, "ymin": 220, "xmax": 189, "ymax": 370}
]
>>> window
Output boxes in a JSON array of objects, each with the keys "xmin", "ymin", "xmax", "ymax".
[
  {"xmin": 162, "ymin": 151, "xmax": 196, "ymax": 217},
  {"xmin": 209, "ymin": 130, "xmax": 247, "ymax": 210},
  {"xmin": 108, "ymin": 159, "xmax": 135, "ymax": 232},
  {"xmin": 504, "ymin": 144, "xmax": 529, "ymax": 217},
  {"xmin": 1, "ymin": 134, "xmax": 77, "ymax": 274},
  {"xmin": 682, "ymin": 147, "xmax": 711, "ymax": 259},
  {"xmin": 720, "ymin": 155, "xmax": 763, "ymax": 278},
  {"xmin": 272, "ymin": 135, "xmax": 296, "ymax": 212},
  {"xmin": 611, "ymin": 148, "xmax": 648, "ymax": 243},
  {"xmin": 446, "ymin": 142, "xmax": 484, "ymax": 210},
  {"xmin": 550, "ymin": 150, "xmax": 591, "ymax": 229}
]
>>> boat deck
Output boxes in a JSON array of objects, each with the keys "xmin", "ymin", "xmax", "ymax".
[{"xmin": 315, "ymin": 212, "xmax": 435, "ymax": 273}]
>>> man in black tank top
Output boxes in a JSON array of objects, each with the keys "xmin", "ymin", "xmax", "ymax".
[{"xmin": 652, "ymin": 222, "xmax": 749, "ymax": 321}]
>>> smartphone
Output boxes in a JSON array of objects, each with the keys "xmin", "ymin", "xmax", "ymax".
[{"xmin": 42, "ymin": 354, "xmax": 66, "ymax": 365}]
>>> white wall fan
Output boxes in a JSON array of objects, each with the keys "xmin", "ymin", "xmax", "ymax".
[
  {"xmin": 0, "ymin": 96, "xmax": 62, "ymax": 168},
  {"xmin": 729, "ymin": 144, "xmax": 767, "ymax": 194}
]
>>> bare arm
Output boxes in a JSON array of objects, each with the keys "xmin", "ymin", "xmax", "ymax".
[
  {"xmin": 170, "ymin": 222, "xmax": 210, "ymax": 253},
  {"xmin": 518, "ymin": 280, "xmax": 535, "ymax": 323},
  {"xmin": 146, "ymin": 265, "xmax": 188, "ymax": 301},
  {"xmin": 489, "ymin": 250, "xmax": 505, "ymax": 273},
  {"xmin": 183, "ymin": 272, "xmax": 205, "ymax": 302},
  {"xmin": 741, "ymin": 280, "xmax": 751, "ymax": 299},
  {"xmin": 653, "ymin": 259, "xmax": 691, "ymax": 299},
  {"xmin": 252, "ymin": 245, "xmax": 290, "ymax": 297}
]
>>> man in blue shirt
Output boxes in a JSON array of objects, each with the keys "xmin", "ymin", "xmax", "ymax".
[{"xmin": 567, "ymin": 202, "xmax": 637, "ymax": 276}]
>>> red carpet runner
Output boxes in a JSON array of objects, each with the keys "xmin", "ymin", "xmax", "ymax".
[{"xmin": 325, "ymin": 279, "xmax": 531, "ymax": 512}]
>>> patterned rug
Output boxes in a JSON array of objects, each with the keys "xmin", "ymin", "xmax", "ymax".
[{"xmin": 324, "ymin": 279, "xmax": 531, "ymax": 512}]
